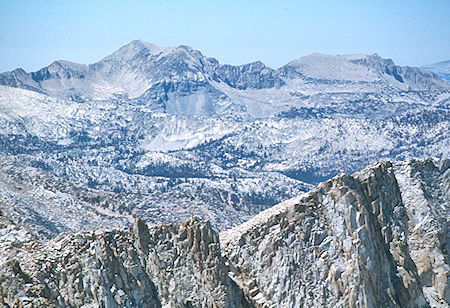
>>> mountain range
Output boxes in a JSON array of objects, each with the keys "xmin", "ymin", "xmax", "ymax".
[
  {"xmin": 1, "ymin": 40, "xmax": 448, "ymax": 114},
  {"xmin": 0, "ymin": 40, "xmax": 449, "ymax": 306}
]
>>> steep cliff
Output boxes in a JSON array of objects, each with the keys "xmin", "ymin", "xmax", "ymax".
[{"xmin": 221, "ymin": 159, "xmax": 449, "ymax": 307}]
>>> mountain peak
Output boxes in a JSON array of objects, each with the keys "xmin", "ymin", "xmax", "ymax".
[
  {"xmin": 279, "ymin": 52, "xmax": 448, "ymax": 89},
  {"xmin": 12, "ymin": 68, "xmax": 27, "ymax": 74},
  {"xmin": 176, "ymin": 44, "xmax": 194, "ymax": 51},
  {"xmin": 99, "ymin": 41, "xmax": 211, "ymax": 68},
  {"xmin": 48, "ymin": 60, "xmax": 87, "ymax": 70},
  {"xmin": 102, "ymin": 40, "xmax": 177, "ymax": 62}
]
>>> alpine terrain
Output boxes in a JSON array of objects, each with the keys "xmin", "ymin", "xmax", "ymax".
[
  {"xmin": 0, "ymin": 41, "xmax": 449, "ymax": 306},
  {"xmin": 0, "ymin": 40, "xmax": 448, "ymax": 235}
]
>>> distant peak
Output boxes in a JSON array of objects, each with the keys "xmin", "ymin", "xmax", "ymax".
[
  {"xmin": 177, "ymin": 44, "xmax": 193, "ymax": 50},
  {"xmin": 51, "ymin": 59, "xmax": 82, "ymax": 66},
  {"xmin": 102, "ymin": 40, "xmax": 203, "ymax": 62},
  {"xmin": 286, "ymin": 53, "xmax": 365, "ymax": 67},
  {"xmin": 248, "ymin": 60, "xmax": 266, "ymax": 66},
  {"xmin": 286, "ymin": 53, "xmax": 394, "ymax": 66},
  {"xmin": 123, "ymin": 40, "xmax": 160, "ymax": 51},
  {"xmin": 47, "ymin": 60, "xmax": 87, "ymax": 72},
  {"xmin": 129, "ymin": 39, "xmax": 144, "ymax": 45},
  {"xmin": 102, "ymin": 40, "xmax": 165, "ymax": 61},
  {"xmin": 422, "ymin": 59, "xmax": 450, "ymax": 68},
  {"xmin": 126, "ymin": 41, "xmax": 202, "ymax": 56},
  {"xmin": 308, "ymin": 52, "xmax": 327, "ymax": 57},
  {"xmin": 174, "ymin": 44, "xmax": 206, "ymax": 58},
  {"xmin": 127, "ymin": 40, "xmax": 164, "ymax": 51},
  {"xmin": 12, "ymin": 68, "xmax": 27, "ymax": 74},
  {"xmin": 48, "ymin": 60, "xmax": 63, "ymax": 67}
]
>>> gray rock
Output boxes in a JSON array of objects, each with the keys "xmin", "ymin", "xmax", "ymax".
[
  {"xmin": 0, "ymin": 217, "xmax": 249, "ymax": 307},
  {"xmin": 221, "ymin": 159, "xmax": 449, "ymax": 307}
]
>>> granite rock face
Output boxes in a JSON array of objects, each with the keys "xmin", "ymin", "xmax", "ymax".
[
  {"xmin": 0, "ymin": 217, "xmax": 250, "ymax": 307},
  {"xmin": 221, "ymin": 159, "xmax": 449, "ymax": 307},
  {"xmin": 0, "ymin": 159, "xmax": 448, "ymax": 307}
]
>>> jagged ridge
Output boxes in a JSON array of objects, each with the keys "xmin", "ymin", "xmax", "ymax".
[{"xmin": 0, "ymin": 217, "xmax": 249, "ymax": 307}]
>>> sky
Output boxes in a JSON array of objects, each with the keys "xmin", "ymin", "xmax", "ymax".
[{"xmin": 0, "ymin": 0, "xmax": 449, "ymax": 72}]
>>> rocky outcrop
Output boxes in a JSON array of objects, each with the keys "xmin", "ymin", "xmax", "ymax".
[
  {"xmin": 214, "ymin": 61, "xmax": 285, "ymax": 90},
  {"xmin": 0, "ymin": 159, "xmax": 448, "ymax": 307},
  {"xmin": 0, "ymin": 217, "xmax": 250, "ymax": 307},
  {"xmin": 0, "ymin": 68, "xmax": 43, "ymax": 94},
  {"xmin": 221, "ymin": 159, "xmax": 449, "ymax": 307}
]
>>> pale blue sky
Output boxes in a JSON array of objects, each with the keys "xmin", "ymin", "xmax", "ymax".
[{"xmin": 0, "ymin": 0, "xmax": 449, "ymax": 72}]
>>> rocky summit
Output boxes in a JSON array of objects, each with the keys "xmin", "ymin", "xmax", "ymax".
[{"xmin": 0, "ymin": 158, "xmax": 448, "ymax": 307}]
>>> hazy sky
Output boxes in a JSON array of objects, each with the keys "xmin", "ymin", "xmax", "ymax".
[{"xmin": 0, "ymin": 0, "xmax": 449, "ymax": 72}]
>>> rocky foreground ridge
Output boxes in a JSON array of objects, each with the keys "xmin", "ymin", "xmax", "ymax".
[{"xmin": 0, "ymin": 158, "xmax": 448, "ymax": 307}]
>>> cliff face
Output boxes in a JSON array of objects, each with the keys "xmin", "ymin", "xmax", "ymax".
[
  {"xmin": 0, "ymin": 159, "xmax": 448, "ymax": 307},
  {"xmin": 221, "ymin": 158, "xmax": 449, "ymax": 307}
]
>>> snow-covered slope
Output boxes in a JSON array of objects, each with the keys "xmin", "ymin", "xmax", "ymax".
[{"xmin": 0, "ymin": 77, "xmax": 448, "ymax": 234}]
